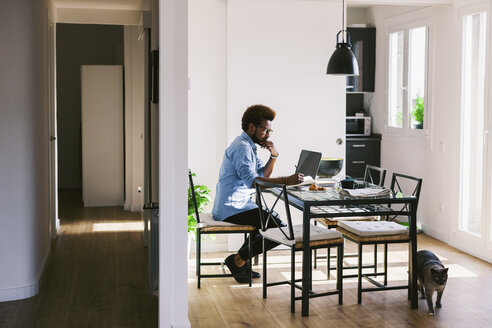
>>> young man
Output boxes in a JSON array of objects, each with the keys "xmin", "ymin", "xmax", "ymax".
[{"xmin": 212, "ymin": 104, "xmax": 303, "ymax": 283}]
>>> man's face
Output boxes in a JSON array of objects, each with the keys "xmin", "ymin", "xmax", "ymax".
[{"xmin": 252, "ymin": 120, "xmax": 273, "ymax": 145}]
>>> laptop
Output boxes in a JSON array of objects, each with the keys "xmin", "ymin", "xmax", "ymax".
[{"xmin": 295, "ymin": 149, "xmax": 322, "ymax": 180}]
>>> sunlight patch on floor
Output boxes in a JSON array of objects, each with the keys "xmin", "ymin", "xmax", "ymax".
[
  {"xmin": 278, "ymin": 269, "xmax": 337, "ymax": 282},
  {"xmin": 447, "ymin": 263, "xmax": 478, "ymax": 278},
  {"xmin": 229, "ymin": 283, "xmax": 265, "ymax": 289},
  {"xmin": 188, "ymin": 251, "xmax": 481, "ymax": 290},
  {"xmin": 189, "ymin": 250, "xmax": 413, "ymax": 269},
  {"xmin": 92, "ymin": 221, "xmax": 144, "ymax": 232}
]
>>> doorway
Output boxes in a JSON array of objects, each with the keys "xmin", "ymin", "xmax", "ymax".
[{"xmin": 56, "ymin": 24, "xmax": 125, "ymax": 208}]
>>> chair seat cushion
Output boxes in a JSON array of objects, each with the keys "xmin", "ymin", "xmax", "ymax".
[
  {"xmin": 316, "ymin": 216, "xmax": 379, "ymax": 227},
  {"xmin": 315, "ymin": 218, "xmax": 339, "ymax": 228},
  {"xmin": 261, "ymin": 224, "xmax": 342, "ymax": 246},
  {"xmin": 337, "ymin": 220, "xmax": 408, "ymax": 237},
  {"xmin": 197, "ymin": 213, "xmax": 255, "ymax": 231},
  {"xmin": 327, "ymin": 216, "xmax": 379, "ymax": 222}
]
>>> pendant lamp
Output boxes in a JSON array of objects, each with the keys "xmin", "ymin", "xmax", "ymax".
[{"xmin": 326, "ymin": 0, "xmax": 359, "ymax": 76}]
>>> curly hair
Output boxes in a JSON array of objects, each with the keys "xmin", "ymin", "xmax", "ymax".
[{"xmin": 241, "ymin": 104, "xmax": 276, "ymax": 132}]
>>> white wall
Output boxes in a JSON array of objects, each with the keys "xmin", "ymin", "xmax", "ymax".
[
  {"xmin": 159, "ymin": 1, "xmax": 190, "ymax": 327},
  {"xmin": 0, "ymin": 0, "xmax": 52, "ymax": 301},
  {"xmin": 189, "ymin": 0, "xmax": 347, "ymax": 200},
  {"xmin": 227, "ymin": 0, "xmax": 346, "ymax": 176},
  {"xmin": 124, "ymin": 26, "xmax": 145, "ymax": 212},
  {"xmin": 348, "ymin": 6, "xmax": 374, "ymax": 26},
  {"xmin": 187, "ymin": 0, "xmax": 229, "ymax": 252},
  {"xmin": 188, "ymin": 0, "xmax": 228, "ymax": 204},
  {"xmin": 56, "ymin": 8, "xmax": 142, "ymax": 25},
  {"xmin": 189, "ymin": 0, "xmax": 347, "ymax": 252}
]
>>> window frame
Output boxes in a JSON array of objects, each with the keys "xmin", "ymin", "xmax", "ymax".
[{"xmin": 384, "ymin": 18, "xmax": 431, "ymax": 138}]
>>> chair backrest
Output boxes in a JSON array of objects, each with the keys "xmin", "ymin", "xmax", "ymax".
[
  {"xmin": 254, "ymin": 178, "xmax": 294, "ymax": 241},
  {"xmin": 364, "ymin": 165, "xmax": 387, "ymax": 187},
  {"xmin": 188, "ymin": 169, "xmax": 201, "ymax": 224},
  {"xmin": 388, "ymin": 172, "xmax": 423, "ymax": 221}
]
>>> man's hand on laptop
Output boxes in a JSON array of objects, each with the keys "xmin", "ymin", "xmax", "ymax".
[{"xmin": 286, "ymin": 173, "xmax": 304, "ymax": 185}]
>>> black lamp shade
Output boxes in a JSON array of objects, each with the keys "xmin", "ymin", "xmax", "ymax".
[{"xmin": 326, "ymin": 42, "xmax": 359, "ymax": 76}]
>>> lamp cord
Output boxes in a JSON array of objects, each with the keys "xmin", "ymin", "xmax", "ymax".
[{"xmin": 342, "ymin": 0, "xmax": 345, "ymax": 42}]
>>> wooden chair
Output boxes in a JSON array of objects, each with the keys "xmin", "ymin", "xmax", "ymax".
[
  {"xmin": 336, "ymin": 172, "xmax": 422, "ymax": 304},
  {"xmin": 314, "ymin": 165, "xmax": 387, "ymax": 277},
  {"xmin": 189, "ymin": 170, "xmax": 256, "ymax": 288},
  {"xmin": 254, "ymin": 178, "xmax": 344, "ymax": 313}
]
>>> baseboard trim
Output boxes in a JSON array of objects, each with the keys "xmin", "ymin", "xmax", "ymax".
[
  {"xmin": 421, "ymin": 224, "xmax": 447, "ymax": 242},
  {"xmin": 0, "ymin": 239, "xmax": 52, "ymax": 303},
  {"xmin": 0, "ymin": 283, "xmax": 38, "ymax": 302},
  {"xmin": 124, "ymin": 203, "xmax": 143, "ymax": 212},
  {"xmin": 171, "ymin": 321, "xmax": 191, "ymax": 328},
  {"xmin": 131, "ymin": 204, "xmax": 143, "ymax": 212},
  {"xmin": 447, "ymin": 240, "xmax": 492, "ymax": 264}
]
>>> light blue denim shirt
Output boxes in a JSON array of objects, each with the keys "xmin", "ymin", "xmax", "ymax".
[{"xmin": 212, "ymin": 132, "xmax": 264, "ymax": 221}]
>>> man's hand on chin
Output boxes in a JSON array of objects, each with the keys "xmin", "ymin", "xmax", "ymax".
[{"xmin": 260, "ymin": 140, "xmax": 278, "ymax": 157}]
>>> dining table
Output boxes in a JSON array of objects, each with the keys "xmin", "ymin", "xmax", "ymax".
[{"xmin": 269, "ymin": 183, "xmax": 419, "ymax": 316}]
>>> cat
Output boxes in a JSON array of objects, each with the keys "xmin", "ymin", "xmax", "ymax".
[{"xmin": 416, "ymin": 250, "xmax": 449, "ymax": 315}]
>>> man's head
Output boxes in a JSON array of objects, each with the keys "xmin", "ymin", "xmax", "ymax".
[{"xmin": 241, "ymin": 104, "xmax": 276, "ymax": 144}]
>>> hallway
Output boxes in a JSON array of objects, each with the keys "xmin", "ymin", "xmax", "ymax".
[{"xmin": 0, "ymin": 190, "xmax": 157, "ymax": 328}]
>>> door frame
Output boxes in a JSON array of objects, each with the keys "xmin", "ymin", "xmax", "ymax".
[
  {"xmin": 451, "ymin": 2, "xmax": 492, "ymax": 263},
  {"xmin": 47, "ymin": 8, "xmax": 58, "ymax": 240}
]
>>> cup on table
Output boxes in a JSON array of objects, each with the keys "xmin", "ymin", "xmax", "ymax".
[{"xmin": 341, "ymin": 179, "xmax": 355, "ymax": 189}]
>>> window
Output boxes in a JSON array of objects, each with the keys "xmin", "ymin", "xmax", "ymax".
[
  {"xmin": 388, "ymin": 31, "xmax": 404, "ymax": 128},
  {"xmin": 387, "ymin": 25, "xmax": 428, "ymax": 132}
]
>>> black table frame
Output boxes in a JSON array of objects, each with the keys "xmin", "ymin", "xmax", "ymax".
[{"xmin": 269, "ymin": 187, "xmax": 418, "ymax": 316}]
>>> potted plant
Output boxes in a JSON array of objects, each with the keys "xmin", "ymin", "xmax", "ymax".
[
  {"xmin": 412, "ymin": 95, "xmax": 424, "ymax": 129},
  {"xmin": 188, "ymin": 173, "xmax": 211, "ymax": 254}
]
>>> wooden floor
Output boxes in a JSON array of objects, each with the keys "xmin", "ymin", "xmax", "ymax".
[
  {"xmin": 3, "ymin": 190, "xmax": 492, "ymax": 328},
  {"xmin": 188, "ymin": 233, "xmax": 492, "ymax": 328},
  {"xmin": 0, "ymin": 189, "xmax": 158, "ymax": 328}
]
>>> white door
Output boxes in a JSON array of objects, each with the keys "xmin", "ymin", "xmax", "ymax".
[
  {"xmin": 81, "ymin": 65, "xmax": 124, "ymax": 207},
  {"xmin": 453, "ymin": 4, "xmax": 492, "ymax": 263},
  {"xmin": 226, "ymin": 0, "xmax": 346, "ymax": 250}
]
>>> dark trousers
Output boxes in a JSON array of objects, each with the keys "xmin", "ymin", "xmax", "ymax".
[{"xmin": 224, "ymin": 208, "xmax": 284, "ymax": 261}]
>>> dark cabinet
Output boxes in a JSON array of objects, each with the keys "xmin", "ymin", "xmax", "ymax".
[
  {"xmin": 346, "ymin": 135, "xmax": 381, "ymax": 179},
  {"xmin": 346, "ymin": 27, "xmax": 376, "ymax": 92}
]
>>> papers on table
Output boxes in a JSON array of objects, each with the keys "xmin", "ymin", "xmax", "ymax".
[
  {"xmin": 290, "ymin": 177, "xmax": 337, "ymax": 188},
  {"xmin": 292, "ymin": 176, "xmax": 315, "ymax": 186},
  {"xmin": 339, "ymin": 188, "xmax": 392, "ymax": 198}
]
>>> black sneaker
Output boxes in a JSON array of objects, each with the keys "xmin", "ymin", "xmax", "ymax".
[
  {"xmin": 224, "ymin": 254, "xmax": 252, "ymax": 284},
  {"xmin": 243, "ymin": 261, "xmax": 261, "ymax": 279}
]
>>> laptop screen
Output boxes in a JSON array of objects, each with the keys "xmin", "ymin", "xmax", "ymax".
[{"xmin": 295, "ymin": 149, "xmax": 322, "ymax": 178}]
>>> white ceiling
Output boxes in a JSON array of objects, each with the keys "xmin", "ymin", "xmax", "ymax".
[
  {"xmin": 347, "ymin": 0, "xmax": 451, "ymax": 5},
  {"xmin": 51, "ymin": 0, "xmax": 451, "ymax": 11},
  {"xmin": 52, "ymin": 0, "xmax": 148, "ymax": 10}
]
